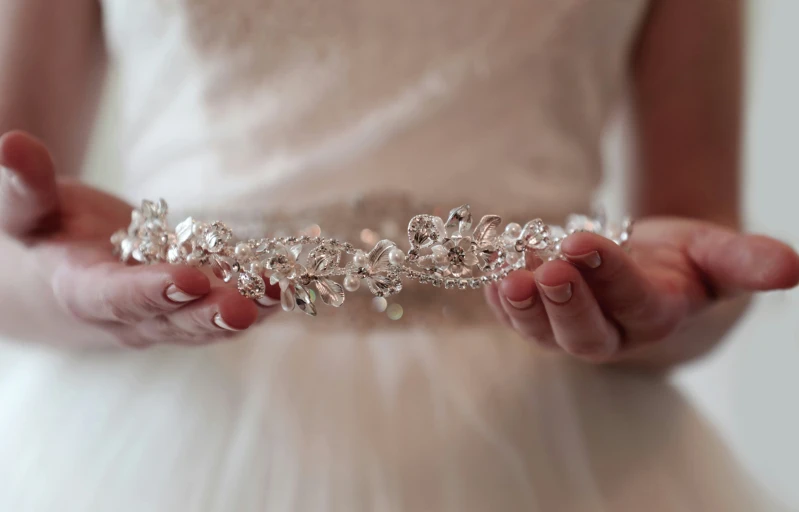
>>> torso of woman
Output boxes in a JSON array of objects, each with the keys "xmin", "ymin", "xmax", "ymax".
[{"xmin": 0, "ymin": 1, "xmax": 777, "ymax": 511}]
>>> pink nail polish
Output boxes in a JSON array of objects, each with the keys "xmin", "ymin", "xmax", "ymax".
[
  {"xmin": 165, "ymin": 284, "xmax": 202, "ymax": 303},
  {"xmin": 538, "ymin": 282, "xmax": 572, "ymax": 304},
  {"xmin": 213, "ymin": 313, "xmax": 242, "ymax": 331},
  {"xmin": 565, "ymin": 251, "xmax": 601, "ymax": 269}
]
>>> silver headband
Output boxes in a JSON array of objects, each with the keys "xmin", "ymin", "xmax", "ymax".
[{"xmin": 111, "ymin": 199, "xmax": 632, "ymax": 316}]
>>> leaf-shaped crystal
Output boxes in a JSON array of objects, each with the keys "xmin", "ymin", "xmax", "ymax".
[
  {"xmin": 155, "ymin": 199, "xmax": 169, "ymax": 217},
  {"xmin": 315, "ymin": 278, "xmax": 345, "ymax": 307},
  {"xmin": 476, "ymin": 246, "xmax": 505, "ymax": 271},
  {"xmin": 472, "ymin": 215, "xmax": 502, "ymax": 248},
  {"xmin": 445, "ymin": 205, "xmax": 472, "ymax": 234},
  {"xmin": 119, "ymin": 238, "xmax": 135, "ymax": 262},
  {"xmin": 167, "ymin": 245, "xmax": 183, "ymax": 264},
  {"xmin": 211, "ymin": 254, "xmax": 236, "ymax": 283},
  {"xmin": 365, "ymin": 272, "xmax": 402, "ymax": 297},
  {"xmin": 140, "ymin": 200, "xmax": 156, "ymax": 218},
  {"xmin": 203, "ymin": 222, "xmax": 232, "ymax": 253},
  {"xmin": 306, "ymin": 244, "xmax": 341, "ymax": 275},
  {"xmin": 290, "ymin": 244, "xmax": 303, "ymax": 260},
  {"xmin": 407, "ymin": 215, "xmax": 446, "ymax": 249},
  {"xmin": 175, "ymin": 217, "xmax": 196, "ymax": 245},
  {"xmin": 130, "ymin": 209, "xmax": 144, "ymax": 229},
  {"xmin": 368, "ymin": 239, "xmax": 398, "ymax": 273},
  {"xmin": 281, "ymin": 284, "xmax": 296, "ymax": 312},
  {"xmin": 237, "ymin": 272, "xmax": 266, "ymax": 299},
  {"xmin": 295, "ymin": 285, "xmax": 317, "ymax": 316}
]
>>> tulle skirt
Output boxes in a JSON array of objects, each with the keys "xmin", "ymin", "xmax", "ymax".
[{"xmin": 0, "ymin": 321, "xmax": 779, "ymax": 511}]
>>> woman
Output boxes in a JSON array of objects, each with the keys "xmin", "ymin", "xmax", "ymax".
[{"xmin": 0, "ymin": 0, "xmax": 797, "ymax": 510}]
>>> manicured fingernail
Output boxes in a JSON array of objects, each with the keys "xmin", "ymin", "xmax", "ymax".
[
  {"xmin": 213, "ymin": 313, "xmax": 242, "ymax": 331},
  {"xmin": 539, "ymin": 282, "xmax": 572, "ymax": 304},
  {"xmin": 165, "ymin": 284, "xmax": 202, "ymax": 303},
  {"xmin": 507, "ymin": 297, "xmax": 534, "ymax": 310},
  {"xmin": 565, "ymin": 251, "xmax": 601, "ymax": 269},
  {"xmin": 0, "ymin": 166, "xmax": 25, "ymax": 194},
  {"xmin": 256, "ymin": 294, "xmax": 280, "ymax": 307}
]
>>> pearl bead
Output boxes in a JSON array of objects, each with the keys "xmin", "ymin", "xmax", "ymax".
[
  {"xmin": 432, "ymin": 245, "xmax": 449, "ymax": 266},
  {"xmin": 504, "ymin": 222, "xmax": 522, "ymax": 239},
  {"xmin": 388, "ymin": 248, "xmax": 405, "ymax": 266},
  {"xmin": 505, "ymin": 251, "xmax": 522, "ymax": 266},
  {"xmin": 186, "ymin": 253, "xmax": 201, "ymax": 267},
  {"xmin": 192, "ymin": 223, "xmax": 204, "ymax": 236},
  {"xmin": 352, "ymin": 251, "xmax": 368, "ymax": 268},
  {"xmin": 343, "ymin": 275, "xmax": 361, "ymax": 292},
  {"xmin": 235, "ymin": 243, "xmax": 253, "ymax": 259}
]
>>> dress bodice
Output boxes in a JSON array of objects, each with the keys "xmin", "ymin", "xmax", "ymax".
[{"xmin": 100, "ymin": 0, "xmax": 648, "ymax": 221}]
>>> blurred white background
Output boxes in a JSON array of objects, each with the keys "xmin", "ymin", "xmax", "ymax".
[{"xmin": 81, "ymin": 0, "xmax": 799, "ymax": 508}]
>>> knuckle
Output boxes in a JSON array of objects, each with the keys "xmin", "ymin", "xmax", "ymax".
[
  {"xmin": 106, "ymin": 301, "xmax": 139, "ymax": 323},
  {"xmin": 133, "ymin": 291, "xmax": 168, "ymax": 317},
  {"xmin": 567, "ymin": 342, "xmax": 614, "ymax": 362}
]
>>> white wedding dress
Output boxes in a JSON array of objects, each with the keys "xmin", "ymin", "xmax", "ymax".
[{"xmin": 0, "ymin": 0, "xmax": 783, "ymax": 510}]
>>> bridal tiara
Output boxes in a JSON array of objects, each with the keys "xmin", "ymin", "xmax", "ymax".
[{"xmin": 112, "ymin": 199, "xmax": 632, "ymax": 316}]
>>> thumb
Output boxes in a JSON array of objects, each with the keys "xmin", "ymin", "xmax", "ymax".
[
  {"xmin": 0, "ymin": 130, "xmax": 61, "ymax": 237},
  {"xmin": 687, "ymin": 225, "xmax": 799, "ymax": 297}
]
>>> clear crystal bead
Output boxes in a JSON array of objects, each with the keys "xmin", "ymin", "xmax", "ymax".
[
  {"xmin": 521, "ymin": 220, "xmax": 549, "ymax": 250},
  {"xmin": 211, "ymin": 255, "xmax": 236, "ymax": 283}
]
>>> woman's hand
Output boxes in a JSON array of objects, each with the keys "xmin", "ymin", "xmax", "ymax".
[
  {"xmin": 486, "ymin": 217, "xmax": 799, "ymax": 368},
  {"xmin": 0, "ymin": 131, "xmax": 279, "ymax": 348}
]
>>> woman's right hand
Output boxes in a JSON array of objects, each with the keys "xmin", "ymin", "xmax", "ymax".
[{"xmin": 0, "ymin": 131, "xmax": 280, "ymax": 348}]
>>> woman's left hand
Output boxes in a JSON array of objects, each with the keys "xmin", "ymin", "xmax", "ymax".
[{"xmin": 486, "ymin": 218, "xmax": 799, "ymax": 366}]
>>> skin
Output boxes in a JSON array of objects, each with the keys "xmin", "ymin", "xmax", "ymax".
[
  {"xmin": 487, "ymin": 0, "xmax": 799, "ymax": 369},
  {"xmin": 0, "ymin": 0, "xmax": 797, "ymax": 361}
]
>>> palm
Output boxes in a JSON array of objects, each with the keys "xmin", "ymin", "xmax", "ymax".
[
  {"xmin": 32, "ymin": 182, "xmax": 134, "ymax": 270},
  {"xmin": 628, "ymin": 219, "xmax": 720, "ymax": 324},
  {"xmin": 0, "ymin": 131, "xmax": 272, "ymax": 348},
  {"xmin": 488, "ymin": 215, "xmax": 799, "ymax": 364}
]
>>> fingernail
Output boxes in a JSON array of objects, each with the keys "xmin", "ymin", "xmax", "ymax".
[
  {"xmin": 256, "ymin": 295, "xmax": 280, "ymax": 307},
  {"xmin": 539, "ymin": 282, "xmax": 572, "ymax": 304},
  {"xmin": 0, "ymin": 166, "xmax": 26, "ymax": 194},
  {"xmin": 213, "ymin": 313, "xmax": 242, "ymax": 331},
  {"xmin": 165, "ymin": 284, "xmax": 202, "ymax": 303},
  {"xmin": 565, "ymin": 251, "xmax": 601, "ymax": 269},
  {"xmin": 507, "ymin": 297, "xmax": 534, "ymax": 310}
]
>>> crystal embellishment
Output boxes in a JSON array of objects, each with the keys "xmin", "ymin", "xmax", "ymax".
[{"xmin": 112, "ymin": 199, "xmax": 632, "ymax": 318}]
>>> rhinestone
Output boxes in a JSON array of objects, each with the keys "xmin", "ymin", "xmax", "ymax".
[
  {"xmin": 237, "ymin": 272, "xmax": 266, "ymax": 299},
  {"xmin": 203, "ymin": 222, "xmax": 232, "ymax": 253}
]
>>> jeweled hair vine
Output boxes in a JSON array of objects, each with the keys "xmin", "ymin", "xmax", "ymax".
[{"xmin": 112, "ymin": 199, "xmax": 632, "ymax": 316}]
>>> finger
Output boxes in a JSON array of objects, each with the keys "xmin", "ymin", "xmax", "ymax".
[
  {"xmin": 484, "ymin": 283, "xmax": 512, "ymax": 328},
  {"xmin": 560, "ymin": 232, "xmax": 679, "ymax": 341},
  {"xmin": 534, "ymin": 259, "xmax": 621, "ymax": 362},
  {"xmin": 53, "ymin": 262, "xmax": 211, "ymax": 324},
  {"xmin": 496, "ymin": 270, "xmax": 556, "ymax": 348},
  {"xmin": 686, "ymin": 227, "xmax": 799, "ymax": 295},
  {"xmin": 255, "ymin": 282, "xmax": 282, "ymax": 311},
  {"xmin": 166, "ymin": 287, "xmax": 261, "ymax": 335},
  {"xmin": 0, "ymin": 131, "xmax": 60, "ymax": 236}
]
